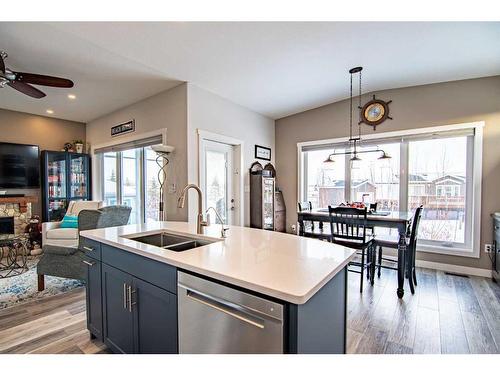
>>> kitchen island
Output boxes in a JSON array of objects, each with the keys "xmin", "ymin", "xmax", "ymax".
[{"xmin": 79, "ymin": 222, "xmax": 356, "ymax": 354}]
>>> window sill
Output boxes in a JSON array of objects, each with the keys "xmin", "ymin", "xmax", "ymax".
[{"xmin": 417, "ymin": 243, "xmax": 479, "ymax": 258}]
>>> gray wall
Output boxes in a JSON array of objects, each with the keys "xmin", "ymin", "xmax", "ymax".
[
  {"xmin": 0, "ymin": 108, "xmax": 86, "ymax": 216},
  {"xmin": 85, "ymin": 84, "xmax": 189, "ymax": 221},
  {"xmin": 275, "ymin": 75, "xmax": 500, "ymax": 271},
  {"xmin": 187, "ymin": 84, "xmax": 275, "ymax": 226}
]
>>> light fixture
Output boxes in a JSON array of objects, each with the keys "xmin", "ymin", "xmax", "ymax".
[
  {"xmin": 151, "ymin": 144, "xmax": 175, "ymax": 221},
  {"xmin": 67, "ymin": 94, "xmax": 76, "ymax": 100},
  {"xmin": 323, "ymin": 67, "xmax": 390, "ymax": 164},
  {"xmin": 46, "ymin": 109, "xmax": 54, "ymax": 114},
  {"xmin": 323, "ymin": 155, "xmax": 334, "ymax": 163},
  {"xmin": 378, "ymin": 151, "xmax": 392, "ymax": 160}
]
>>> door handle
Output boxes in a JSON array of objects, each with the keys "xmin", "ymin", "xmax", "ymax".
[
  {"xmin": 82, "ymin": 260, "xmax": 95, "ymax": 267},
  {"xmin": 182, "ymin": 287, "xmax": 265, "ymax": 329},
  {"xmin": 82, "ymin": 246, "xmax": 94, "ymax": 252}
]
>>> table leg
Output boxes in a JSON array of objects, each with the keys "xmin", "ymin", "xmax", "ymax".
[
  {"xmin": 298, "ymin": 216, "xmax": 304, "ymax": 236},
  {"xmin": 38, "ymin": 274, "xmax": 45, "ymax": 291},
  {"xmin": 397, "ymin": 229, "xmax": 406, "ymax": 298}
]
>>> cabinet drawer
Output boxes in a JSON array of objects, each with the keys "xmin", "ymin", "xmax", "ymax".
[
  {"xmin": 79, "ymin": 237, "xmax": 101, "ymax": 260},
  {"xmin": 101, "ymin": 244, "xmax": 177, "ymax": 294}
]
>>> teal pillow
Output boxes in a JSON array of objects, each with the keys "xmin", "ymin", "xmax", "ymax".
[{"xmin": 60, "ymin": 214, "xmax": 78, "ymax": 229}]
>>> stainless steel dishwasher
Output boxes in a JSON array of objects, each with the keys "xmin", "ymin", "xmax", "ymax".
[{"xmin": 177, "ymin": 271, "xmax": 284, "ymax": 353}]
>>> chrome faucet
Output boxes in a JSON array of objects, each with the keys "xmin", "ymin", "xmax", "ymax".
[
  {"xmin": 206, "ymin": 207, "xmax": 230, "ymax": 238},
  {"xmin": 177, "ymin": 184, "xmax": 207, "ymax": 234}
]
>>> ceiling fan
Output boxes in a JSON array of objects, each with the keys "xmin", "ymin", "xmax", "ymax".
[{"xmin": 0, "ymin": 51, "xmax": 74, "ymax": 99}]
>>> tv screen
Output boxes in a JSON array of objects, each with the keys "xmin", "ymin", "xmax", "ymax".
[{"xmin": 0, "ymin": 142, "xmax": 40, "ymax": 189}]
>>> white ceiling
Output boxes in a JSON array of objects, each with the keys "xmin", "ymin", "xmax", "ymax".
[{"xmin": 1, "ymin": 22, "xmax": 499, "ymax": 122}]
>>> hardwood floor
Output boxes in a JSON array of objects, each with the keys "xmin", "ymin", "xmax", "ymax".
[
  {"xmin": 0, "ymin": 267, "xmax": 498, "ymax": 354},
  {"xmin": 347, "ymin": 268, "xmax": 500, "ymax": 354}
]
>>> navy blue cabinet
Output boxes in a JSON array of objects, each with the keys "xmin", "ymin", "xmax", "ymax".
[
  {"xmin": 133, "ymin": 278, "xmax": 177, "ymax": 353},
  {"xmin": 83, "ymin": 255, "xmax": 102, "ymax": 341},
  {"xmin": 102, "ymin": 264, "xmax": 134, "ymax": 354},
  {"xmin": 94, "ymin": 249, "xmax": 178, "ymax": 354}
]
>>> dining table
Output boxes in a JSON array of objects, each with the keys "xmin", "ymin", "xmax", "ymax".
[{"xmin": 297, "ymin": 208, "xmax": 414, "ymax": 298}]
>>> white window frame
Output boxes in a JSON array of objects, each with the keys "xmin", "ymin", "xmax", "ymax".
[{"xmin": 297, "ymin": 122, "xmax": 484, "ymax": 258}]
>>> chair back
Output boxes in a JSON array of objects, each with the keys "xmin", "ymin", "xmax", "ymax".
[
  {"xmin": 78, "ymin": 205, "xmax": 132, "ymax": 232},
  {"xmin": 408, "ymin": 205, "xmax": 424, "ymax": 250},
  {"xmin": 298, "ymin": 201, "xmax": 312, "ymax": 212},
  {"xmin": 328, "ymin": 206, "xmax": 368, "ymax": 244}
]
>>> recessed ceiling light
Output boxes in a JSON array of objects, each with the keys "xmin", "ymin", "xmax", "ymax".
[
  {"xmin": 46, "ymin": 109, "xmax": 54, "ymax": 114},
  {"xmin": 67, "ymin": 94, "xmax": 76, "ymax": 100}
]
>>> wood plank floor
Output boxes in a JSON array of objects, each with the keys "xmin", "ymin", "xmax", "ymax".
[{"xmin": 0, "ymin": 268, "xmax": 499, "ymax": 354}]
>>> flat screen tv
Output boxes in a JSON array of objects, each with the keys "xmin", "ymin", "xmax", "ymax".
[{"xmin": 0, "ymin": 142, "xmax": 40, "ymax": 189}]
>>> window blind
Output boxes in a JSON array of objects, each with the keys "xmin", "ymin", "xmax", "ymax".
[
  {"xmin": 94, "ymin": 135, "xmax": 163, "ymax": 154},
  {"xmin": 300, "ymin": 128, "xmax": 475, "ymax": 152}
]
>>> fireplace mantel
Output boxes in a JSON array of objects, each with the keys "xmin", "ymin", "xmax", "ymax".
[{"xmin": 0, "ymin": 196, "xmax": 38, "ymax": 213}]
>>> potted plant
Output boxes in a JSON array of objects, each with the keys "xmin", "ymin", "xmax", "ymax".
[{"xmin": 73, "ymin": 140, "xmax": 84, "ymax": 153}]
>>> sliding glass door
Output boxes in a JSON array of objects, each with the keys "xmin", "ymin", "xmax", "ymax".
[{"xmin": 101, "ymin": 146, "xmax": 163, "ymax": 224}]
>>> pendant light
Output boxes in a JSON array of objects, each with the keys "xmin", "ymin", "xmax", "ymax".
[{"xmin": 323, "ymin": 67, "xmax": 391, "ymax": 164}]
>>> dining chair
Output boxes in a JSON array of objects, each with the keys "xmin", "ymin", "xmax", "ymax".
[
  {"xmin": 328, "ymin": 206, "xmax": 375, "ymax": 293},
  {"xmin": 374, "ymin": 205, "xmax": 423, "ymax": 294},
  {"xmin": 297, "ymin": 201, "xmax": 331, "ymax": 240}
]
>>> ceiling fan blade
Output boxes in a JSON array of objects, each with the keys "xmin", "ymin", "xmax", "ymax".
[
  {"xmin": 7, "ymin": 81, "xmax": 46, "ymax": 98},
  {"xmin": 14, "ymin": 72, "xmax": 74, "ymax": 88}
]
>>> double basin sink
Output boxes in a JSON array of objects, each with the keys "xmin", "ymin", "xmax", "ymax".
[{"xmin": 127, "ymin": 232, "xmax": 217, "ymax": 252}]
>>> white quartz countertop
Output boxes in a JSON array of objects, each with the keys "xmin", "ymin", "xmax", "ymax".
[{"xmin": 80, "ymin": 222, "xmax": 356, "ymax": 304}]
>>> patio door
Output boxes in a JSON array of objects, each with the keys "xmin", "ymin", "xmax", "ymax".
[{"xmin": 200, "ymin": 140, "xmax": 236, "ymax": 225}]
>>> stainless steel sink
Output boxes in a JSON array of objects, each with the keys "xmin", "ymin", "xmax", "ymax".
[{"xmin": 128, "ymin": 232, "xmax": 217, "ymax": 252}]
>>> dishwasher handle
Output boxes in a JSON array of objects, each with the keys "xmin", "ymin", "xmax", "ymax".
[{"xmin": 180, "ymin": 285, "xmax": 266, "ymax": 329}]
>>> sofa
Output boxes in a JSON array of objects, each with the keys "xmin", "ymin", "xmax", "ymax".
[
  {"xmin": 37, "ymin": 205, "xmax": 132, "ymax": 291},
  {"xmin": 42, "ymin": 200, "xmax": 103, "ymax": 248}
]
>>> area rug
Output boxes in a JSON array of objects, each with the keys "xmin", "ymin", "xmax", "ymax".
[{"xmin": 0, "ymin": 257, "xmax": 85, "ymax": 310}]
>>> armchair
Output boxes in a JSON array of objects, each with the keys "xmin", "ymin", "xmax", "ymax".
[
  {"xmin": 42, "ymin": 201, "xmax": 103, "ymax": 248},
  {"xmin": 37, "ymin": 205, "xmax": 132, "ymax": 291}
]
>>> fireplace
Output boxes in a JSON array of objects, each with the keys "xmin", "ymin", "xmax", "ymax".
[{"xmin": 0, "ymin": 216, "xmax": 14, "ymax": 235}]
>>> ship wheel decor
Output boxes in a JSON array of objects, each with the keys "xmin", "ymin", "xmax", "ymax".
[{"xmin": 359, "ymin": 94, "xmax": 393, "ymax": 130}]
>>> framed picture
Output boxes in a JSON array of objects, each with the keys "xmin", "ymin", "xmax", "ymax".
[{"xmin": 255, "ymin": 145, "xmax": 271, "ymax": 161}]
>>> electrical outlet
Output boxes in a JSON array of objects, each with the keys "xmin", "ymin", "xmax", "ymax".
[
  {"xmin": 485, "ymin": 244, "xmax": 493, "ymax": 253},
  {"xmin": 291, "ymin": 224, "xmax": 296, "ymax": 233}
]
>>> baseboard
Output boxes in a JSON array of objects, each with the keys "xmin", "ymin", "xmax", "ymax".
[
  {"xmin": 415, "ymin": 259, "xmax": 492, "ymax": 278},
  {"xmin": 382, "ymin": 255, "xmax": 492, "ymax": 278}
]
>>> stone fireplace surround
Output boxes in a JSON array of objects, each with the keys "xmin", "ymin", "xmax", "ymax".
[{"xmin": 0, "ymin": 196, "xmax": 37, "ymax": 235}]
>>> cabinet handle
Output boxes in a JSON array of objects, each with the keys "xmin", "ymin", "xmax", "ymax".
[
  {"xmin": 123, "ymin": 283, "xmax": 127, "ymax": 310},
  {"xmin": 83, "ymin": 246, "xmax": 94, "ymax": 252},
  {"xmin": 82, "ymin": 260, "xmax": 95, "ymax": 267},
  {"xmin": 127, "ymin": 286, "xmax": 136, "ymax": 312}
]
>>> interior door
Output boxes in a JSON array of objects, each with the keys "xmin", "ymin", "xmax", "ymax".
[{"xmin": 201, "ymin": 140, "xmax": 235, "ymax": 225}]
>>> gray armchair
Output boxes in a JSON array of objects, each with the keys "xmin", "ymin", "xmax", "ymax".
[{"xmin": 37, "ymin": 205, "xmax": 132, "ymax": 291}]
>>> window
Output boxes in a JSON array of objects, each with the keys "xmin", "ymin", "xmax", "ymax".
[
  {"xmin": 304, "ymin": 149, "xmax": 345, "ymax": 208},
  {"xmin": 408, "ymin": 136, "xmax": 469, "ymax": 247},
  {"xmin": 350, "ymin": 143, "xmax": 400, "ymax": 212},
  {"xmin": 103, "ymin": 152, "xmax": 118, "ymax": 206},
  {"xmin": 299, "ymin": 123, "xmax": 482, "ymax": 256},
  {"xmin": 121, "ymin": 149, "xmax": 141, "ymax": 224},
  {"xmin": 99, "ymin": 145, "xmax": 163, "ymax": 224}
]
